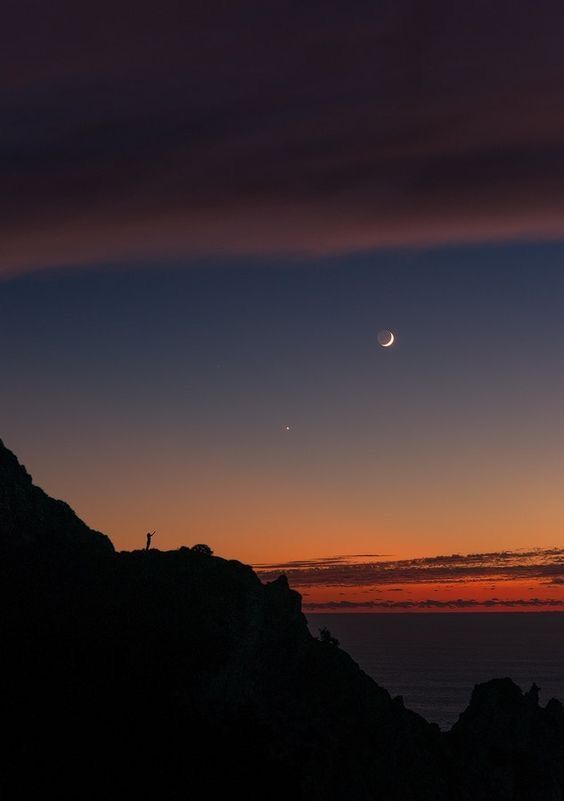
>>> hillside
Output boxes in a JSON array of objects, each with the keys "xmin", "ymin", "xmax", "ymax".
[{"xmin": 1, "ymin": 438, "xmax": 562, "ymax": 800}]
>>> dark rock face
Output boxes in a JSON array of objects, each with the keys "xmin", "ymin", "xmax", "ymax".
[
  {"xmin": 448, "ymin": 678, "xmax": 564, "ymax": 800},
  {"xmin": 0, "ymin": 438, "xmax": 112, "ymax": 554},
  {"xmin": 1, "ymin": 439, "xmax": 563, "ymax": 800}
]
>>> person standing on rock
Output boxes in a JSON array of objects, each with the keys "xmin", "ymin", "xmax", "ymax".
[{"xmin": 145, "ymin": 531, "xmax": 156, "ymax": 550}]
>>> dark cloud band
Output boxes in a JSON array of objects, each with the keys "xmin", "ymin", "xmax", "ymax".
[
  {"xmin": 256, "ymin": 548, "xmax": 564, "ymax": 588},
  {"xmin": 306, "ymin": 598, "xmax": 564, "ymax": 610},
  {"xmin": 3, "ymin": 1, "xmax": 564, "ymax": 272}
]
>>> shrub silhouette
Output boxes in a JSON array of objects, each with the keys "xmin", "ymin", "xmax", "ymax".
[
  {"xmin": 192, "ymin": 543, "xmax": 214, "ymax": 556},
  {"xmin": 318, "ymin": 627, "xmax": 339, "ymax": 647}
]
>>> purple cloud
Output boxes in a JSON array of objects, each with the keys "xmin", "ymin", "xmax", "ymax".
[{"xmin": 3, "ymin": 1, "xmax": 564, "ymax": 272}]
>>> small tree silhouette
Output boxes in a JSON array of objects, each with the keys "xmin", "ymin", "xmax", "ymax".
[
  {"xmin": 192, "ymin": 543, "xmax": 213, "ymax": 556},
  {"xmin": 318, "ymin": 627, "xmax": 339, "ymax": 647}
]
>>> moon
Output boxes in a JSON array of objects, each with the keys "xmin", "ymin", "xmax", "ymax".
[{"xmin": 377, "ymin": 329, "xmax": 395, "ymax": 348}]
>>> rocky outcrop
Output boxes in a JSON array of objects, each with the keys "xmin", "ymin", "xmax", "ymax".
[
  {"xmin": 0, "ymin": 438, "xmax": 112, "ymax": 553},
  {"xmin": 448, "ymin": 678, "xmax": 564, "ymax": 800}
]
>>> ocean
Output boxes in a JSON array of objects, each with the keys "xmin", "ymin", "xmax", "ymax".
[{"xmin": 306, "ymin": 612, "xmax": 564, "ymax": 730}]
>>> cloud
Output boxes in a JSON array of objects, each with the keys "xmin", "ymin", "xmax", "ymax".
[
  {"xmin": 3, "ymin": 1, "xmax": 564, "ymax": 273},
  {"xmin": 253, "ymin": 554, "xmax": 387, "ymax": 570},
  {"xmin": 305, "ymin": 598, "xmax": 564, "ymax": 610},
  {"xmin": 256, "ymin": 548, "xmax": 564, "ymax": 588}
]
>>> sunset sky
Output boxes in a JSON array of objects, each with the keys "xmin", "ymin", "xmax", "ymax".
[{"xmin": 2, "ymin": 1, "xmax": 564, "ymax": 610}]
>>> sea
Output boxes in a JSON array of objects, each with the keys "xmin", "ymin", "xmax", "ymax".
[{"xmin": 306, "ymin": 612, "xmax": 564, "ymax": 730}]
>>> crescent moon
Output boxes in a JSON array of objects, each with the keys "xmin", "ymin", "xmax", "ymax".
[{"xmin": 380, "ymin": 331, "xmax": 394, "ymax": 347}]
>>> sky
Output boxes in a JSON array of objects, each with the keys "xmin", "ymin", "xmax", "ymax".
[{"xmin": 2, "ymin": 2, "xmax": 564, "ymax": 610}]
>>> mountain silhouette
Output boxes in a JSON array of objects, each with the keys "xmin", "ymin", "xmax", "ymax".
[
  {"xmin": 1, "ymin": 438, "xmax": 562, "ymax": 800},
  {"xmin": 0, "ymin": 438, "xmax": 112, "ymax": 554}
]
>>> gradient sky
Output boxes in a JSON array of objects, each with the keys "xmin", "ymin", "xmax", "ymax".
[{"xmin": 2, "ymin": 2, "xmax": 564, "ymax": 609}]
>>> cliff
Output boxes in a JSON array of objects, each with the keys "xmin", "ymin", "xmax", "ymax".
[
  {"xmin": 0, "ymin": 437, "xmax": 112, "ymax": 554},
  {"xmin": 0, "ymin": 438, "xmax": 562, "ymax": 800}
]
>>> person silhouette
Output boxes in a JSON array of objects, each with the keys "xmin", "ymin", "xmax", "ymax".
[{"xmin": 145, "ymin": 530, "xmax": 156, "ymax": 550}]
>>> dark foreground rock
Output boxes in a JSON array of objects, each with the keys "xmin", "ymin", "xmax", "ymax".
[
  {"xmin": 1, "ymin": 438, "xmax": 563, "ymax": 800},
  {"xmin": 448, "ymin": 678, "xmax": 564, "ymax": 800}
]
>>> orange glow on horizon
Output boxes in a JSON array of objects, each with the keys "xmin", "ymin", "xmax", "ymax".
[{"xmin": 254, "ymin": 551, "xmax": 564, "ymax": 613}]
